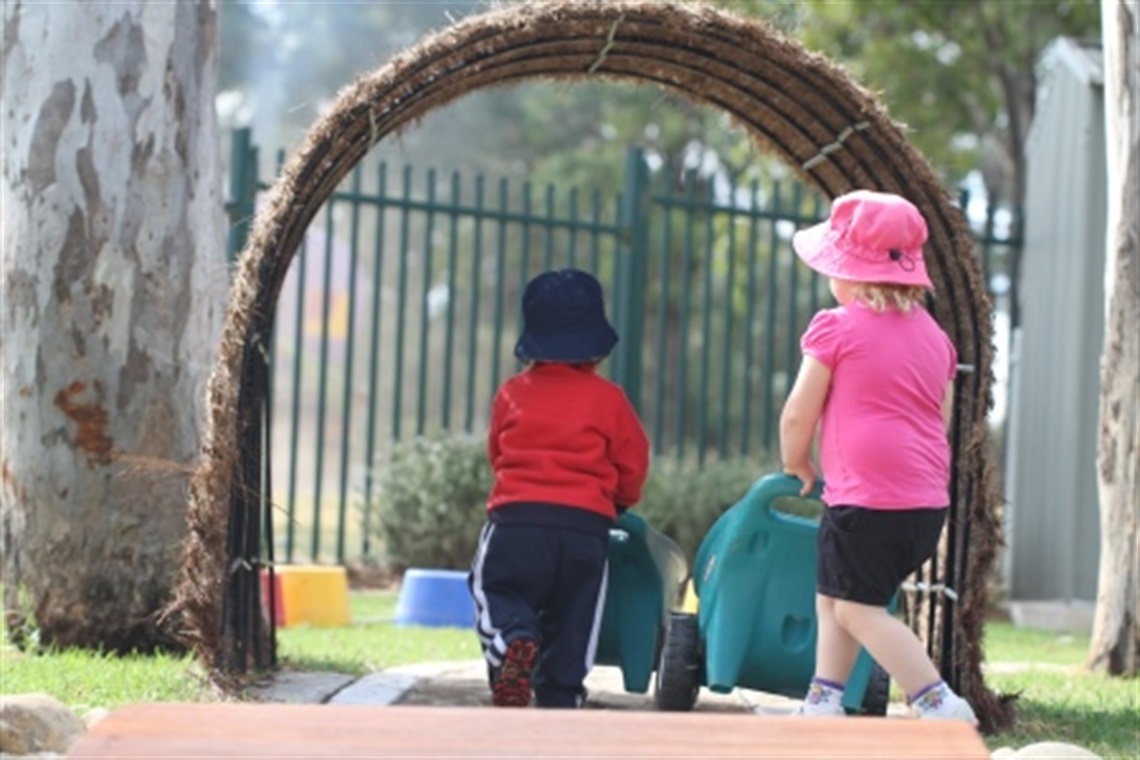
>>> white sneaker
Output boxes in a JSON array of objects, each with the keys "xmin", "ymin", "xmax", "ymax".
[
  {"xmin": 793, "ymin": 701, "xmax": 846, "ymax": 717},
  {"xmin": 793, "ymin": 680, "xmax": 847, "ymax": 717},
  {"xmin": 914, "ymin": 688, "xmax": 978, "ymax": 725}
]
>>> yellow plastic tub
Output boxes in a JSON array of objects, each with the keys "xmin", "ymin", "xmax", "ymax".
[{"xmin": 264, "ymin": 565, "xmax": 351, "ymax": 628}]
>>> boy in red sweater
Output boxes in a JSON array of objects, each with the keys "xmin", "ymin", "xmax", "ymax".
[{"xmin": 468, "ymin": 268, "xmax": 650, "ymax": 708}]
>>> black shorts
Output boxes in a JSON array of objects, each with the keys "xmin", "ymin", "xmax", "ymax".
[{"xmin": 816, "ymin": 505, "xmax": 948, "ymax": 606}]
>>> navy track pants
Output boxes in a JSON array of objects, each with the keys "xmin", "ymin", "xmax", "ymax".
[{"xmin": 468, "ymin": 522, "xmax": 608, "ymax": 708}]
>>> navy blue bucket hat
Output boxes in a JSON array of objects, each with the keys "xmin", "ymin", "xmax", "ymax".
[{"xmin": 514, "ymin": 268, "xmax": 619, "ymax": 362}]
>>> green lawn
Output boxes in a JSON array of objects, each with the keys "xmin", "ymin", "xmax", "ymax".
[
  {"xmin": 2, "ymin": 592, "xmax": 1135, "ymax": 758},
  {"xmin": 980, "ymin": 623, "xmax": 1138, "ymax": 758},
  {"xmin": 0, "ymin": 646, "xmax": 213, "ymax": 712},
  {"xmin": 0, "ymin": 590, "xmax": 474, "ymax": 709},
  {"xmin": 273, "ymin": 590, "xmax": 480, "ymax": 674}
]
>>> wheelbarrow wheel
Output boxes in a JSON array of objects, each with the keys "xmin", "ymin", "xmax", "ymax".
[
  {"xmin": 654, "ymin": 612, "xmax": 701, "ymax": 711},
  {"xmin": 858, "ymin": 662, "xmax": 890, "ymax": 716}
]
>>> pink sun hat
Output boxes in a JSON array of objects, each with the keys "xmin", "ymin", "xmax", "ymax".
[{"xmin": 791, "ymin": 190, "xmax": 933, "ymax": 288}]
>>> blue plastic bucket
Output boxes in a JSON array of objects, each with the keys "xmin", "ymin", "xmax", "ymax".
[{"xmin": 394, "ymin": 568, "xmax": 476, "ymax": 628}]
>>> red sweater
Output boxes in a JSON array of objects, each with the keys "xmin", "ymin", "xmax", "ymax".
[{"xmin": 486, "ymin": 363, "xmax": 650, "ymax": 521}]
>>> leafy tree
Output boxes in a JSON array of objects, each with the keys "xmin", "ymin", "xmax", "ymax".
[
  {"xmin": 218, "ymin": 0, "xmax": 486, "ymax": 157},
  {"xmin": 771, "ymin": 0, "xmax": 1101, "ymax": 206},
  {"xmin": 218, "ymin": 1, "xmax": 266, "ymax": 93}
]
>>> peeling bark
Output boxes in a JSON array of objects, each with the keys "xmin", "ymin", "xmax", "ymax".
[
  {"xmin": 1088, "ymin": 0, "xmax": 1140, "ymax": 677},
  {"xmin": 1, "ymin": 0, "xmax": 227, "ymax": 652}
]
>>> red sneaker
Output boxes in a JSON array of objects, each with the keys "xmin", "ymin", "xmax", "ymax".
[{"xmin": 492, "ymin": 638, "xmax": 538, "ymax": 707}]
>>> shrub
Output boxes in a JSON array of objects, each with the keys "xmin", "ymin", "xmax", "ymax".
[
  {"xmin": 363, "ymin": 435, "xmax": 778, "ymax": 572},
  {"xmin": 638, "ymin": 455, "xmax": 772, "ymax": 561},
  {"xmin": 364, "ymin": 436, "xmax": 491, "ymax": 573}
]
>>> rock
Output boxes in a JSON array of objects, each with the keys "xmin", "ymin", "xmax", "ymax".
[
  {"xmin": 0, "ymin": 693, "xmax": 85, "ymax": 755},
  {"xmin": 1011, "ymin": 742, "xmax": 1102, "ymax": 759},
  {"xmin": 82, "ymin": 707, "xmax": 110, "ymax": 729}
]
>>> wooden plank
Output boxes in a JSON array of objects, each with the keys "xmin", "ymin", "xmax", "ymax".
[{"xmin": 68, "ymin": 703, "xmax": 990, "ymax": 759}]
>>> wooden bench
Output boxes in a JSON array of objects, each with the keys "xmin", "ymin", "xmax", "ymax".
[{"xmin": 68, "ymin": 703, "xmax": 991, "ymax": 758}]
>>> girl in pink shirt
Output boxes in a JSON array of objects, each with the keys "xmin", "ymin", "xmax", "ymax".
[{"xmin": 780, "ymin": 190, "xmax": 976, "ymax": 725}]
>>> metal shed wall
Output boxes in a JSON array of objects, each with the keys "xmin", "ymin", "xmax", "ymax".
[{"xmin": 1007, "ymin": 39, "xmax": 1105, "ymax": 602}]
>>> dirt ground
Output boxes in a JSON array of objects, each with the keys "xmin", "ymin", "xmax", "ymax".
[{"xmin": 392, "ymin": 661, "xmax": 772, "ymax": 714}]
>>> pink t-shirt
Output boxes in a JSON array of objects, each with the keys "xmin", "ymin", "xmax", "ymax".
[{"xmin": 800, "ymin": 301, "xmax": 957, "ymax": 510}]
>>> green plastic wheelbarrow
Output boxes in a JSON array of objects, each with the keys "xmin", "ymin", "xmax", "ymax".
[
  {"xmin": 653, "ymin": 472, "xmax": 891, "ymax": 714},
  {"xmin": 594, "ymin": 510, "xmax": 689, "ymax": 693}
]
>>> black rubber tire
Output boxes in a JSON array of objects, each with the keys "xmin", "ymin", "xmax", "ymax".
[
  {"xmin": 653, "ymin": 612, "xmax": 701, "ymax": 711},
  {"xmin": 858, "ymin": 661, "xmax": 891, "ymax": 716}
]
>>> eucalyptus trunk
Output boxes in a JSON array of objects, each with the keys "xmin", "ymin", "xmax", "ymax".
[
  {"xmin": 0, "ymin": 0, "xmax": 226, "ymax": 652},
  {"xmin": 1088, "ymin": 0, "xmax": 1139, "ymax": 677}
]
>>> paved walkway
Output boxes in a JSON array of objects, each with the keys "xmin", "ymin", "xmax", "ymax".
[{"xmin": 248, "ymin": 659, "xmax": 912, "ymax": 717}]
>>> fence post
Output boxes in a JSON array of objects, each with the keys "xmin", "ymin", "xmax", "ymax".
[
  {"xmin": 616, "ymin": 147, "xmax": 650, "ymax": 412},
  {"xmin": 226, "ymin": 127, "xmax": 257, "ymax": 263}
]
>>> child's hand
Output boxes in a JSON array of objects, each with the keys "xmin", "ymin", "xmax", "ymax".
[{"xmin": 783, "ymin": 461, "xmax": 817, "ymax": 495}]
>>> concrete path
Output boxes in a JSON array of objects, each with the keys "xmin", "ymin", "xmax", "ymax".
[{"xmin": 248, "ymin": 659, "xmax": 911, "ymax": 717}]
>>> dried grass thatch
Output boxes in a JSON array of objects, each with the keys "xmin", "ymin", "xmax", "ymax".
[{"xmin": 168, "ymin": 0, "xmax": 1011, "ymax": 730}]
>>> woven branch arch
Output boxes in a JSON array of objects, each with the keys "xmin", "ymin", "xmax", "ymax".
[{"xmin": 172, "ymin": 0, "xmax": 1010, "ymax": 730}]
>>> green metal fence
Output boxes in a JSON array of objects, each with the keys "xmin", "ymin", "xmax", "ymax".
[{"xmin": 225, "ymin": 128, "xmax": 1021, "ymax": 565}]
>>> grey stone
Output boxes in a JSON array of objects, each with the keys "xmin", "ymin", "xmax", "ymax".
[
  {"xmin": 0, "ymin": 693, "xmax": 85, "ymax": 755},
  {"xmin": 329, "ymin": 673, "xmax": 419, "ymax": 705},
  {"xmin": 1011, "ymin": 742, "xmax": 1102, "ymax": 759},
  {"xmin": 247, "ymin": 671, "xmax": 356, "ymax": 704},
  {"xmin": 81, "ymin": 708, "xmax": 110, "ymax": 728}
]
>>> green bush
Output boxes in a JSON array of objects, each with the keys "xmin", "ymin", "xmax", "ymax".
[
  {"xmin": 364, "ymin": 435, "xmax": 778, "ymax": 572},
  {"xmin": 365, "ymin": 436, "xmax": 492, "ymax": 573},
  {"xmin": 638, "ymin": 455, "xmax": 771, "ymax": 561}
]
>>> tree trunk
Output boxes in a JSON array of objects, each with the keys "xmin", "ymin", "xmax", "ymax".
[
  {"xmin": 1088, "ymin": 0, "xmax": 1139, "ymax": 676},
  {"xmin": 1, "ymin": 0, "xmax": 226, "ymax": 652}
]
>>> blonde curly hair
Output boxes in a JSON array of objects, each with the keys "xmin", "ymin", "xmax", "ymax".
[{"xmin": 851, "ymin": 282, "xmax": 928, "ymax": 313}]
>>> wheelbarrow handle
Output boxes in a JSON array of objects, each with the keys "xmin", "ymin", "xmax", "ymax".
[{"xmin": 768, "ymin": 472, "xmax": 825, "ymax": 501}]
